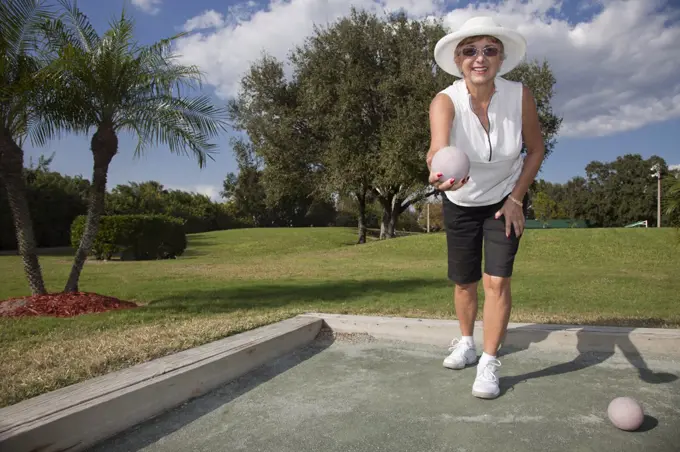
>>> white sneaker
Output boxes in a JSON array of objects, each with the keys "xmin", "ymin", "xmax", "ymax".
[
  {"xmin": 472, "ymin": 358, "xmax": 501, "ymax": 399},
  {"xmin": 443, "ymin": 338, "xmax": 478, "ymax": 369}
]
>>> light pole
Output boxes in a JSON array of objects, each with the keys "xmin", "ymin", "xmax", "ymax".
[{"xmin": 651, "ymin": 164, "xmax": 661, "ymax": 228}]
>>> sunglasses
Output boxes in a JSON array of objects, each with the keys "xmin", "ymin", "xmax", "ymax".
[{"xmin": 459, "ymin": 46, "xmax": 500, "ymax": 58}]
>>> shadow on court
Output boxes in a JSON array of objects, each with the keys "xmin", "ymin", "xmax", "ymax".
[{"xmin": 496, "ymin": 323, "xmax": 679, "ymax": 402}]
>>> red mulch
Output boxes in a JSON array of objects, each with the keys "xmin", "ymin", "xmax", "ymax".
[{"xmin": 0, "ymin": 292, "xmax": 138, "ymax": 318}]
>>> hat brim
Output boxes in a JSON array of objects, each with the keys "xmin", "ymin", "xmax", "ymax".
[{"xmin": 434, "ymin": 26, "xmax": 527, "ymax": 78}]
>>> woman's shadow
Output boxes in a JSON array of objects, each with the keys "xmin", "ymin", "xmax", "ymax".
[{"xmin": 496, "ymin": 324, "xmax": 679, "ymax": 397}]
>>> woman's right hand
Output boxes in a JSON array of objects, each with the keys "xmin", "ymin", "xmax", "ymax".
[{"xmin": 429, "ymin": 170, "xmax": 470, "ymax": 192}]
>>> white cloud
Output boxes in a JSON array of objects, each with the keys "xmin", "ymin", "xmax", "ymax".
[
  {"xmin": 173, "ymin": 0, "xmax": 680, "ymax": 138},
  {"xmin": 131, "ymin": 0, "xmax": 162, "ymax": 15},
  {"xmin": 194, "ymin": 184, "xmax": 222, "ymax": 202},
  {"xmin": 173, "ymin": 0, "xmax": 443, "ymax": 98},
  {"xmin": 181, "ymin": 10, "xmax": 225, "ymax": 32}
]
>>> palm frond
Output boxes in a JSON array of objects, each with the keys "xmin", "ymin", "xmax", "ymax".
[
  {"xmin": 664, "ymin": 176, "xmax": 680, "ymax": 217},
  {"xmin": 122, "ymin": 63, "xmax": 203, "ymax": 105},
  {"xmin": 1, "ymin": 52, "xmax": 45, "ymax": 137},
  {"xmin": 0, "ymin": 0, "xmax": 55, "ymax": 61},
  {"xmin": 26, "ymin": 116, "xmax": 66, "ymax": 147},
  {"xmin": 99, "ymin": 10, "xmax": 135, "ymax": 58},
  {"xmin": 134, "ymin": 33, "xmax": 204, "ymax": 95},
  {"xmin": 0, "ymin": 50, "xmax": 41, "ymax": 101},
  {"xmin": 54, "ymin": 0, "xmax": 100, "ymax": 52},
  {"xmin": 39, "ymin": 16, "xmax": 82, "ymax": 57},
  {"xmin": 142, "ymin": 31, "xmax": 189, "ymax": 55},
  {"xmin": 34, "ymin": 40, "xmax": 101, "ymax": 125},
  {"xmin": 118, "ymin": 94, "xmax": 229, "ymax": 167}
]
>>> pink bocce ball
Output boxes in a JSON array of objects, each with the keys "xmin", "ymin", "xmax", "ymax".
[
  {"xmin": 431, "ymin": 146, "xmax": 470, "ymax": 183},
  {"xmin": 607, "ymin": 397, "xmax": 645, "ymax": 431}
]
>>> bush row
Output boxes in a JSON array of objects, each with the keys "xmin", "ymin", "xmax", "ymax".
[{"xmin": 70, "ymin": 214, "xmax": 187, "ymax": 260}]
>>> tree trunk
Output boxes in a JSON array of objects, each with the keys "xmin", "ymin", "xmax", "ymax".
[
  {"xmin": 377, "ymin": 188, "xmax": 437, "ymax": 239},
  {"xmin": 64, "ymin": 125, "xmax": 118, "ymax": 293},
  {"xmin": 377, "ymin": 190, "xmax": 400, "ymax": 240},
  {"xmin": 379, "ymin": 209, "xmax": 389, "ymax": 239},
  {"xmin": 375, "ymin": 188, "xmax": 395, "ymax": 240},
  {"xmin": 0, "ymin": 132, "xmax": 47, "ymax": 295},
  {"xmin": 387, "ymin": 209, "xmax": 398, "ymax": 238},
  {"xmin": 379, "ymin": 193, "xmax": 398, "ymax": 240},
  {"xmin": 355, "ymin": 189, "xmax": 367, "ymax": 244},
  {"xmin": 380, "ymin": 204, "xmax": 399, "ymax": 239}
]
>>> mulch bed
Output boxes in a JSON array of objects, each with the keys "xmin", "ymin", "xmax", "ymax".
[{"xmin": 0, "ymin": 292, "xmax": 138, "ymax": 318}]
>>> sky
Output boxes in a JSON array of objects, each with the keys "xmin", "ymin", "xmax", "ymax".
[{"xmin": 22, "ymin": 0, "xmax": 680, "ymax": 202}]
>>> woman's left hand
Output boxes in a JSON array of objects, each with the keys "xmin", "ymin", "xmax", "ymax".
[{"xmin": 495, "ymin": 197, "xmax": 525, "ymax": 238}]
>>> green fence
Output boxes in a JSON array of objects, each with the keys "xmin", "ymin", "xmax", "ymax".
[{"xmin": 525, "ymin": 219, "xmax": 589, "ymax": 229}]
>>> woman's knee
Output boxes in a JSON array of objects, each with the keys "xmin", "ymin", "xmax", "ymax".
[
  {"xmin": 482, "ymin": 274, "xmax": 511, "ymax": 298},
  {"xmin": 455, "ymin": 280, "xmax": 478, "ymax": 294}
]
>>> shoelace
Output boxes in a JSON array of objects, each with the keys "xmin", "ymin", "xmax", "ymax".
[
  {"xmin": 447, "ymin": 338, "xmax": 469, "ymax": 353},
  {"xmin": 479, "ymin": 359, "xmax": 502, "ymax": 382}
]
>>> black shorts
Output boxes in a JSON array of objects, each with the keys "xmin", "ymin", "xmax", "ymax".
[{"xmin": 442, "ymin": 193, "xmax": 528, "ymax": 285}]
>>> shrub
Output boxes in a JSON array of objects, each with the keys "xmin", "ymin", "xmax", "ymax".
[{"xmin": 70, "ymin": 214, "xmax": 187, "ymax": 260}]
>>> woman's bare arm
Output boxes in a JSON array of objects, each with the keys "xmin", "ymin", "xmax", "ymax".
[
  {"xmin": 427, "ymin": 93, "xmax": 454, "ymax": 171},
  {"xmin": 427, "ymin": 93, "xmax": 462, "ymax": 190}
]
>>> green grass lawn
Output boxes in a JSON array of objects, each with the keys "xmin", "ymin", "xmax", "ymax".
[{"xmin": 1, "ymin": 226, "xmax": 679, "ymax": 408}]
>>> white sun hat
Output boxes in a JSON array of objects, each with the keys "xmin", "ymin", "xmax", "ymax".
[{"xmin": 434, "ymin": 16, "xmax": 527, "ymax": 78}]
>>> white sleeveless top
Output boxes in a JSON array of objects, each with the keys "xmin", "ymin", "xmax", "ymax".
[{"xmin": 439, "ymin": 77, "xmax": 524, "ymax": 207}]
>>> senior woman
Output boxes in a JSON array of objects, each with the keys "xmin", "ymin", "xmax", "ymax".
[{"xmin": 426, "ymin": 16, "xmax": 546, "ymax": 399}]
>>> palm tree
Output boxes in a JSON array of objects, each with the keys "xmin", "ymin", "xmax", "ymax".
[
  {"xmin": 0, "ymin": 0, "xmax": 60, "ymax": 295},
  {"xmin": 42, "ymin": 1, "xmax": 229, "ymax": 292},
  {"xmin": 664, "ymin": 174, "xmax": 680, "ymax": 227}
]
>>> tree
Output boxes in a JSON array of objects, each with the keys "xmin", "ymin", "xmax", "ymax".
[
  {"xmin": 226, "ymin": 54, "xmax": 333, "ymax": 229},
  {"xmin": 0, "ymin": 153, "xmax": 90, "ymax": 250},
  {"xmin": 367, "ymin": 13, "xmax": 449, "ymax": 239},
  {"xmin": 584, "ymin": 154, "xmax": 667, "ymax": 227},
  {"xmin": 220, "ymin": 139, "xmax": 268, "ymax": 227},
  {"xmin": 529, "ymin": 176, "xmax": 589, "ymax": 221},
  {"xmin": 0, "ymin": 0, "xmax": 60, "ymax": 295},
  {"xmin": 106, "ymin": 180, "xmax": 235, "ymax": 233},
  {"xmin": 560, "ymin": 176, "xmax": 590, "ymax": 221},
  {"xmin": 529, "ymin": 155, "xmax": 671, "ymax": 228},
  {"xmin": 531, "ymin": 191, "xmax": 558, "ymax": 225},
  {"xmin": 290, "ymin": 9, "xmax": 389, "ymax": 243},
  {"xmin": 290, "ymin": 10, "xmax": 446, "ymax": 241},
  {"xmin": 106, "ymin": 181, "xmax": 167, "ymax": 215},
  {"xmin": 41, "ymin": 1, "xmax": 228, "ymax": 292},
  {"xmin": 662, "ymin": 171, "xmax": 680, "ymax": 227}
]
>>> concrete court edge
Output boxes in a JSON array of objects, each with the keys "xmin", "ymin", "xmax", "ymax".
[
  {"xmin": 2, "ymin": 313, "xmax": 680, "ymax": 452},
  {"xmin": 300, "ymin": 313, "xmax": 680, "ymax": 356},
  {"xmin": 0, "ymin": 315, "xmax": 323, "ymax": 452}
]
